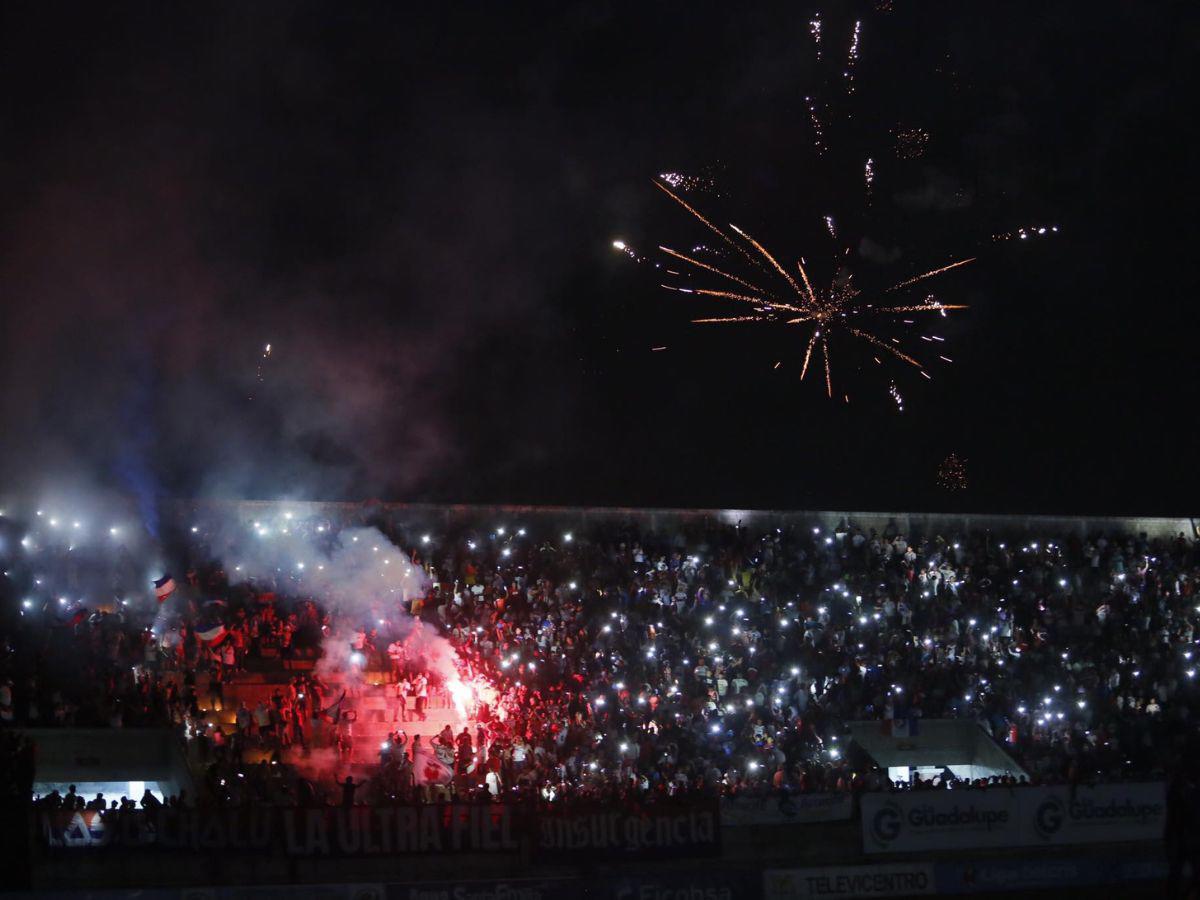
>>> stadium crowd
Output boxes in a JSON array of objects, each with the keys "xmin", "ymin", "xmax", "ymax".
[{"xmin": 3, "ymin": 506, "xmax": 1199, "ymax": 809}]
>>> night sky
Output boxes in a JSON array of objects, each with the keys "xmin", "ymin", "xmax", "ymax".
[{"xmin": 1, "ymin": 2, "xmax": 1196, "ymax": 516}]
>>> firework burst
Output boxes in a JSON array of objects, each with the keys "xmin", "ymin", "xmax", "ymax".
[
  {"xmin": 650, "ymin": 179, "xmax": 970, "ymax": 400},
  {"xmin": 937, "ymin": 452, "xmax": 969, "ymax": 491},
  {"xmin": 614, "ymin": 10, "xmax": 1051, "ymax": 404}
]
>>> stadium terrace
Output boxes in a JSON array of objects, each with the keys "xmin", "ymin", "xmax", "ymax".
[{"xmin": 1, "ymin": 502, "xmax": 1198, "ymax": 818}]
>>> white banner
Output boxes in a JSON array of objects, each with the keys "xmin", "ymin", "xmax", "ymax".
[
  {"xmin": 861, "ymin": 782, "xmax": 1166, "ymax": 853},
  {"xmin": 1026, "ymin": 782, "xmax": 1166, "ymax": 845},
  {"xmin": 861, "ymin": 791, "xmax": 1018, "ymax": 853},
  {"xmin": 722, "ymin": 793, "xmax": 852, "ymax": 826},
  {"xmin": 764, "ymin": 863, "xmax": 935, "ymax": 899}
]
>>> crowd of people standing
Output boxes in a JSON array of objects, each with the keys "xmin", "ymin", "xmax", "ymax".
[{"xmin": 3, "ymin": 505, "xmax": 1199, "ymax": 809}]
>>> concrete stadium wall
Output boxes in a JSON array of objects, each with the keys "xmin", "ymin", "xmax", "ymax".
[
  {"xmin": 22, "ymin": 728, "xmax": 194, "ymax": 799},
  {"xmin": 175, "ymin": 500, "xmax": 1199, "ymax": 541}
]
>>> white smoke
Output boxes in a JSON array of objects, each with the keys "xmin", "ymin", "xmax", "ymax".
[
  {"xmin": 218, "ymin": 524, "xmax": 427, "ymax": 617},
  {"xmin": 202, "ymin": 521, "xmax": 478, "ymax": 703}
]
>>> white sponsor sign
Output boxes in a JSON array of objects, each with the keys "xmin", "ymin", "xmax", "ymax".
[
  {"xmin": 1027, "ymin": 782, "xmax": 1166, "ymax": 845},
  {"xmin": 764, "ymin": 863, "xmax": 935, "ymax": 899},
  {"xmin": 861, "ymin": 782, "xmax": 1166, "ymax": 853},
  {"xmin": 722, "ymin": 793, "xmax": 853, "ymax": 826},
  {"xmin": 861, "ymin": 791, "xmax": 1018, "ymax": 853}
]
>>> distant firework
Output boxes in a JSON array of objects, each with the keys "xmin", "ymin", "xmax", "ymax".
[
  {"xmin": 249, "ymin": 342, "xmax": 273, "ymax": 402},
  {"xmin": 894, "ymin": 125, "xmax": 930, "ymax": 159},
  {"xmin": 992, "ymin": 224, "xmax": 1060, "ymax": 242},
  {"xmin": 657, "ymin": 171, "xmax": 714, "ymax": 194},
  {"xmin": 937, "ymin": 452, "xmax": 969, "ymax": 491}
]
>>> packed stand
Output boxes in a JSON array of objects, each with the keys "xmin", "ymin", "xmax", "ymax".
[{"xmin": 2, "ymin": 506, "xmax": 1199, "ymax": 809}]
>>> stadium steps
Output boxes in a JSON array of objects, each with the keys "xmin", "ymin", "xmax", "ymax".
[{"xmin": 178, "ymin": 659, "xmax": 468, "ymax": 756}]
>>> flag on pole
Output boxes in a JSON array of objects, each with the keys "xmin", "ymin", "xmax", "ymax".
[
  {"xmin": 196, "ymin": 624, "xmax": 228, "ymax": 645},
  {"xmin": 153, "ymin": 575, "xmax": 176, "ymax": 603}
]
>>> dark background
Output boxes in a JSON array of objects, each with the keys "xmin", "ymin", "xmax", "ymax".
[{"xmin": 1, "ymin": 1, "xmax": 1196, "ymax": 516}]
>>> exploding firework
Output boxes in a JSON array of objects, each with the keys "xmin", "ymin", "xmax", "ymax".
[
  {"xmin": 647, "ymin": 179, "xmax": 971, "ymax": 399},
  {"xmin": 894, "ymin": 125, "xmax": 930, "ymax": 159},
  {"xmin": 618, "ymin": 13, "xmax": 1048, "ymax": 401},
  {"xmin": 937, "ymin": 452, "xmax": 968, "ymax": 491}
]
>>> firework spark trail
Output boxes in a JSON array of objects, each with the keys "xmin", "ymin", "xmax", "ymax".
[
  {"xmin": 809, "ymin": 16, "xmax": 822, "ymax": 59},
  {"xmin": 824, "ymin": 215, "xmax": 837, "ymax": 239},
  {"xmin": 864, "ymin": 158, "xmax": 875, "ymax": 199},
  {"xmin": 848, "ymin": 21, "xmax": 862, "ymax": 65},
  {"xmin": 249, "ymin": 342, "xmax": 273, "ymax": 401},
  {"xmin": 257, "ymin": 343, "xmax": 272, "ymax": 379},
  {"xmin": 796, "ymin": 259, "xmax": 821, "ymax": 309},
  {"xmin": 728, "ymin": 223, "xmax": 806, "ymax": 299},
  {"xmin": 886, "ymin": 258, "xmax": 975, "ymax": 292},
  {"xmin": 800, "ymin": 330, "xmax": 819, "ymax": 381},
  {"xmin": 653, "ymin": 180, "xmax": 768, "ymax": 273},
  {"xmin": 805, "ymin": 97, "xmax": 827, "ymax": 155},
  {"xmin": 691, "ymin": 316, "xmax": 772, "ymax": 324},
  {"xmin": 992, "ymin": 224, "xmax": 1060, "ymax": 242},
  {"xmin": 845, "ymin": 20, "xmax": 862, "ymax": 93},
  {"xmin": 611, "ymin": 239, "xmax": 649, "ymax": 265},
  {"xmin": 690, "ymin": 288, "xmax": 808, "ymax": 314},
  {"xmin": 847, "ymin": 327, "xmax": 923, "ymax": 369},
  {"xmin": 873, "ymin": 302, "xmax": 969, "ymax": 313},
  {"xmin": 658, "ymin": 245, "xmax": 767, "ymax": 295},
  {"xmin": 821, "ymin": 334, "xmax": 833, "ymax": 398}
]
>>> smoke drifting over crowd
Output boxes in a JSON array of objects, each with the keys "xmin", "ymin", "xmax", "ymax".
[
  {"xmin": 0, "ymin": 7, "xmax": 577, "ymax": 514},
  {"xmin": 204, "ymin": 524, "xmax": 427, "ymax": 614},
  {"xmin": 0, "ymin": 145, "xmax": 453, "ymax": 508},
  {"xmin": 196, "ymin": 519, "xmax": 449, "ymax": 693}
]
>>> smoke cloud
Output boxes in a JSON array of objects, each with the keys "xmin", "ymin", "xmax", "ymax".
[
  {"xmin": 209, "ymin": 524, "xmax": 428, "ymax": 621},
  {"xmin": 195, "ymin": 519, "xmax": 470, "ymax": 699}
]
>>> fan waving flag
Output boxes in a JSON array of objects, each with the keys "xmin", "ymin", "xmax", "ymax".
[
  {"xmin": 196, "ymin": 624, "xmax": 228, "ymax": 645},
  {"xmin": 413, "ymin": 741, "xmax": 455, "ymax": 785},
  {"xmin": 153, "ymin": 575, "xmax": 176, "ymax": 603}
]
